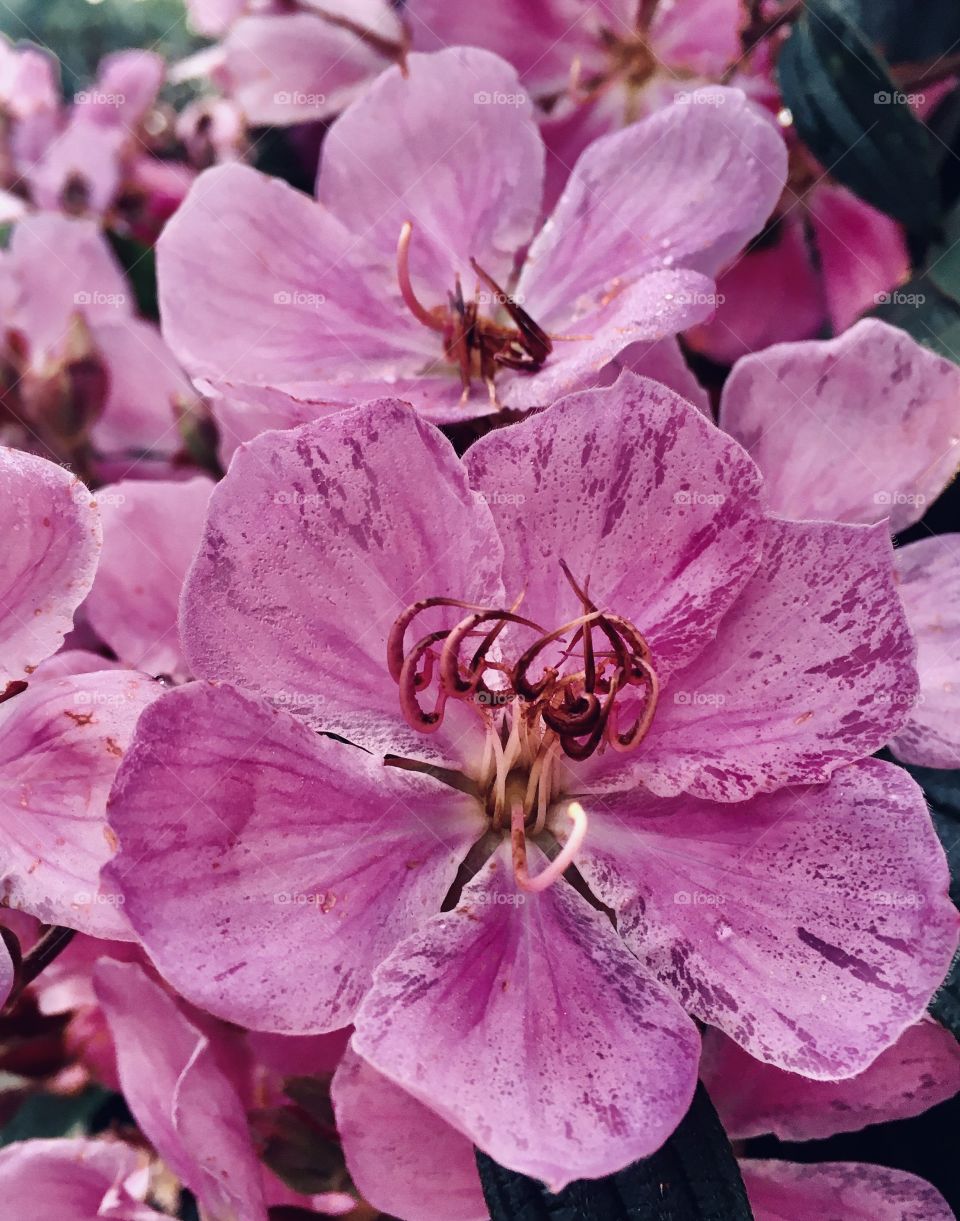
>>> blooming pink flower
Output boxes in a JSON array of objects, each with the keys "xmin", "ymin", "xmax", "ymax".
[
  {"xmin": 0, "ymin": 1137, "xmax": 161, "ymax": 1220},
  {"xmin": 158, "ymin": 48, "xmax": 785, "ymax": 442},
  {"xmin": 105, "ymin": 375, "xmax": 957, "ymax": 1185},
  {"xmin": 718, "ymin": 318, "xmax": 960, "ymax": 769},
  {"xmin": 1, "ymin": 213, "xmax": 200, "ymax": 478}
]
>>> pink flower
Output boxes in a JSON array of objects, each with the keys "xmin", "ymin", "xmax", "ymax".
[
  {"xmin": 158, "ymin": 48, "xmax": 785, "ymax": 442},
  {"xmin": 0, "ymin": 1137, "xmax": 161, "ymax": 1220},
  {"xmin": 718, "ymin": 318, "xmax": 960, "ymax": 769},
  {"xmin": 1, "ymin": 213, "xmax": 200, "ymax": 478},
  {"xmin": 105, "ymin": 375, "xmax": 957, "ymax": 1186}
]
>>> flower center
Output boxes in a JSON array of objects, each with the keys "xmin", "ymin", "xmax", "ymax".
[
  {"xmin": 387, "ymin": 563, "xmax": 658, "ymax": 830},
  {"xmin": 396, "ymin": 221, "xmax": 552, "ymax": 408}
]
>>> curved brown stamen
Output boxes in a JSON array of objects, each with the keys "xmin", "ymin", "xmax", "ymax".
[{"xmin": 397, "ymin": 222, "xmax": 445, "ymax": 332}]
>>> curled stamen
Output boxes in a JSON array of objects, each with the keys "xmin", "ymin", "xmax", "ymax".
[
  {"xmin": 513, "ymin": 611, "xmax": 602, "ymax": 701},
  {"xmin": 607, "ymin": 656, "xmax": 659, "ymax": 751},
  {"xmin": 397, "ymin": 222, "xmax": 445, "ymax": 332},
  {"xmin": 512, "ymin": 800, "xmax": 588, "ymax": 893}
]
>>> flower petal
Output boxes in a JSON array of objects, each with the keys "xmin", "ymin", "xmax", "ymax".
[
  {"xmin": 317, "ymin": 47, "xmax": 544, "ymax": 296},
  {"xmin": 719, "ymin": 318, "xmax": 960, "ymax": 532},
  {"xmin": 464, "ymin": 372, "xmax": 765, "ymax": 679},
  {"xmin": 575, "ymin": 759, "xmax": 960, "ymax": 1077},
  {"xmin": 182, "ymin": 399, "xmax": 505, "ymax": 763},
  {"xmin": 84, "ymin": 477, "xmax": 213, "ymax": 680},
  {"xmin": 702, "ymin": 1019, "xmax": 960, "ymax": 1140},
  {"xmin": 104, "ymin": 681, "xmax": 482, "ymax": 1033},
  {"xmin": 740, "ymin": 1160, "xmax": 952, "ymax": 1221},
  {"xmin": 333, "ymin": 1046, "xmax": 487, "ymax": 1221},
  {"xmin": 607, "ymin": 518, "xmax": 918, "ymax": 800},
  {"xmin": 518, "ymin": 88, "xmax": 786, "ymax": 327},
  {"xmin": 352, "ymin": 844, "xmax": 700, "ymax": 1190},
  {"xmin": 0, "ymin": 1137, "xmax": 160, "ymax": 1221},
  {"xmin": 0, "ymin": 448, "xmax": 100, "ymax": 685},
  {"xmin": 890, "ymin": 535, "xmax": 960, "ymax": 768},
  {"xmin": 0, "ymin": 670, "xmax": 158, "ymax": 937},
  {"xmin": 95, "ymin": 959, "xmax": 268, "ymax": 1221}
]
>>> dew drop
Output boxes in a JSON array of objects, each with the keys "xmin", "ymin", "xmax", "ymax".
[{"xmin": 714, "ymin": 919, "xmax": 734, "ymax": 942}]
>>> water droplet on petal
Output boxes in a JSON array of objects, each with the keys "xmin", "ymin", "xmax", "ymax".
[{"xmin": 714, "ymin": 919, "xmax": 733, "ymax": 942}]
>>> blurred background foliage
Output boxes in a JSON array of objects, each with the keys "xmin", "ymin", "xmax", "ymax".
[{"xmin": 0, "ymin": 0, "xmax": 199, "ymax": 93}]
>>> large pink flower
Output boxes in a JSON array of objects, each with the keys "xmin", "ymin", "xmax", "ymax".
[
  {"xmin": 719, "ymin": 318, "xmax": 960, "ymax": 769},
  {"xmin": 158, "ymin": 47, "xmax": 785, "ymax": 447},
  {"xmin": 104, "ymin": 375, "xmax": 957, "ymax": 1185}
]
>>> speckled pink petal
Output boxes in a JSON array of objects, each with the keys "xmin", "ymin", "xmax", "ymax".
[
  {"xmin": 684, "ymin": 216, "xmax": 826, "ymax": 364},
  {"xmin": 0, "ymin": 1137, "xmax": 160, "ymax": 1220},
  {"xmin": 158, "ymin": 163, "xmax": 430, "ymax": 389},
  {"xmin": 317, "ymin": 47, "xmax": 544, "ymax": 296},
  {"xmin": 517, "ymin": 88, "xmax": 786, "ymax": 329},
  {"xmin": 0, "ymin": 670, "xmax": 158, "ymax": 937},
  {"xmin": 809, "ymin": 184, "xmax": 910, "ymax": 333},
  {"xmin": 464, "ymin": 373, "xmax": 765, "ymax": 680},
  {"xmin": 95, "ymin": 959, "xmax": 268, "ymax": 1221},
  {"xmin": 333, "ymin": 1046, "xmax": 487, "ymax": 1221},
  {"xmin": 597, "ymin": 337, "xmax": 710, "ymax": 415},
  {"xmin": 84, "ymin": 477, "xmax": 213, "ymax": 679},
  {"xmin": 575, "ymin": 759, "xmax": 959, "ymax": 1078},
  {"xmin": 603, "ymin": 518, "xmax": 917, "ymax": 801},
  {"xmin": 719, "ymin": 319, "xmax": 960, "ymax": 532},
  {"xmin": 7, "ymin": 214, "xmax": 131, "ymax": 364},
  {"xmin": 407, "ymin": 0, "xmax": 611, "ymax": 94},
  {"xmin": 890, "ymin": 535, "xmax": 960, "ymax": 769},
  {"xmin": 703, "ymin": 1018, "xmax": 960, "ymax": 1141},
  {"xmin": 182, "ymin": 399, "xmax": 505, "ymax": 763},
  {"xmin": 740, "ymin": 1160, "xmax": 952, "ymax": 1221},
  {"xmin": 104, "ymin": 682, "xmax": 483, "ymax": 1033},
  {"xmin": 0, "ymin": 448, "xmax": 100, "ymax": 685},
  {"xmin": 223, "ymin": 12, "xmax": 396, "ymax": 126},
  {"xmin": 352, "ymin": 844, "xmax": 700, "ymax": 1190}
]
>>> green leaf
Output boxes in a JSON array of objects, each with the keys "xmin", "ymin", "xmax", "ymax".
[
  {"xmin": 105, "ymin": 232, "xmax": 159, "ymax": 321},
  {"xmin": 927, "ymin": 200, "xmax": 960, "ymax": 304},
  {"xmin": 835, "ymin": 1, "xmax": 960, "ymax": 65},
  {"xmin": 778, "ymin": 0, "xmax": 941, "ymax": 233},
  {"xmin": 476, "ymin": 1082, "xmax": 753, "ymax": 1221},
  {"xmin": 0, "ymin": 1086, "xmax": 114, "ymax": 1147},
  {"xmin": 872, "ymin": 274, "xmax": 960, "ymax": 362}
]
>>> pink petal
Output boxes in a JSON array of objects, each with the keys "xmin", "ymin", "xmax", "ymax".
[
  {"xmin": 809, "ymin": 184, "xmax": 910, "ymax": 333},
  {"xmin": 182, "ymin": 399, "xmax": 504, "ymax": 763},
  {"xmin": 333, "ymin": 1046, "xmax": 487, "ymax": 1221},
  {"xmin": 719, "ymin": 318, "xmax": 960, "ymax": 532},
  {"xmin": 104, "ymin": 682, "xmax": 483, "ymax": 1033},
  {"xmin": 6, "ymin": 215, "xmax": 131, "ymax": 364},
  {"xmin": 464, "ymin": 372, "xmax": 765, "ymax": 680},
  {"xmin": 703, "ymin": 1018, "xmax": 960, "ymax": 1141},
  {"xmin": 652, "ymin": 0, "xmax": 743, "ymax": 75},
  {"xmin": 575, "ymin": 758, "xmax": 959, "ymax": 1077},
  {"xmin": 88, "ymin": 50, "xmax": 165, "ymax": 129},
  {"xmin": 317, "ymin": 47, "xmax": 544, "ymax": 296},
  {"xmin": 352, "ymin": 844, "xmax": 700, "ymax": 1190},
  {"xmin": 0, "ymin": 670, "xmax": 158, "ymax": 937},
  {"xmin": 890, "ymin": 535, "xmax": 960, "ymax": 769},
  {"xmin": 87, "ymin": 319, "xmax": 196, "ymax": 461},
  {"xmin": 741, "ymin": 1160, "xmax": 953, "ymax": 1221},
  {"xmin": 0, "ymin": 934, "xmax": 13, "ymax": 1007},
  {"xmin": 84, "ymin": 477, "xmax": 213, "ymax": 679},
  {"xmin": 615, "ymin": 518, "xmax": 917, "ymax": 801},
  {"xmin": 685, "ymin": 216, "xmax": 827, "ymax": 363},
  {"xmin": 0, "ymin": 449, "xmax": 100, "ymax": 685},
  {"xmin": 30, "ymin": 120, "xmax": 125, "ymax": 216},
  {"xmin": 407, "ymin": 0, "xmax": 608, "ymax": 94},
  {"xmin": 0, "ymin": 1138, "xmax": 160, "ymax": 1221},
  {"xmin": 95, "ymin": 959, "xmax": 268, "ymax": 1221},
  {"xmin": 517, "ymin": 88, "xmax": 787, "ymax": 328},
  {"xmin": 597, "ymin": 337, "xmax": 710, "ymax": 415},
  {"xmin": 223, "ymin": 12, "xmax": 395, "ymax": 126},
  {"xmin": 158, "ymin": 163, "xmax": 428, "ymax": 388},
  {"xmin": 186, "ymin": 0, "xmax": 246, "ymax": 36}
]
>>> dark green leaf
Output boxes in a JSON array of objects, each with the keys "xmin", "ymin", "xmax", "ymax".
[
  {"xmin": 778, "ymin": 0, "xmax": 941, "ymax": 232},
  {"xmin": 105, "ymin": 232, "xmax": 158, "ymax": 320},
  {"xmin": 476, "ymin": 1082, "xmax": 752, "ymax": 1221},
  {"xmin": 835, "ymin": 0, "xmax": 960, "ymax": 65},
  {"xmin": 927, "ymin": 200, "xmax": 960, "ymax": 304},
  {"xmin": 0, "ymin": 1085, "xmax": 113, "ymax": 1146}
]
